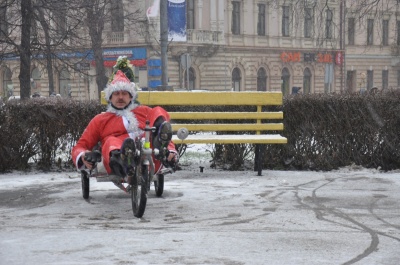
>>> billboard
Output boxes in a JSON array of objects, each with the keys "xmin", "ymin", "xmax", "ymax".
[{"xmin": 168, "ymin": 0, "xmax": 186, "ymax": 42}]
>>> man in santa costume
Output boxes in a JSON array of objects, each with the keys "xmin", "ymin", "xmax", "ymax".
[{"xmin": 72, "ymin": 70, "xmax": 178, "ymax": 182}]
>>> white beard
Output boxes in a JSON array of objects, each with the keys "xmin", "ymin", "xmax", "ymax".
[{"xmin": 106, "ymin": 102, "xmax": 143, "ymax": 139}]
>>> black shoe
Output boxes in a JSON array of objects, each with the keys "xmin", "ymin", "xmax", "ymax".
[
  {"xmin": 153, "ymin": 121, "xmax": 172, "ymax": 150},
  {"xmin": 120, "ymin": 138, "xmax": 136, "ymax": 175},
  {"xmin": 109, "ymin": 150, "xmax": 126, "ymax": 179}
]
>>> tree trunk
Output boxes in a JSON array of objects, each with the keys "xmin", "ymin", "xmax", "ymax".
[
  {"xmin": 85, "ymin": 2, "xmax": 107, "ymax": 101},
  {"xmin": 19, "ymin": 0, "xmax": 33, "ymax": 100},
  {"xmin": 93, "ymin": 38, "xmax": 107, "ymax": 100},
  {"xmin": 37, "ymin": 7, "xmax": 55, "ymax": 95}
]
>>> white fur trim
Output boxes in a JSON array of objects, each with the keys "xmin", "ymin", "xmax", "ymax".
[{"xmin": 104, "ymin": 81, "xmax": 137, "ymax": 102}]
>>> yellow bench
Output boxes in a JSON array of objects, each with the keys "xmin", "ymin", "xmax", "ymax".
[{"xmin": 102, "ymin": 91, "xmax": 287, "ymax": 175}]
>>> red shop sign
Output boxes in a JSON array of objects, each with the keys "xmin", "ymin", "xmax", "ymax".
[{"xmin": 335, "ymin": 52, "xmax": 344, "ymax": 66}]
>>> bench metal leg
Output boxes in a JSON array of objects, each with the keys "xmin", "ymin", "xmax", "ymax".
[{"xmin": 254, "ymin": 144, "xmax": 263, "ymax": 176}]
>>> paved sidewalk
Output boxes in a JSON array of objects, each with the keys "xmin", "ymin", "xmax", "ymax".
[{"xmin": 0, "ymin": 166, "xmax": 399, "ymax": 264}]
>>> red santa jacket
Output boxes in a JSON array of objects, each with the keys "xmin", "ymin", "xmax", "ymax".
[{"xmin": 72, "ymin": 105, "xmax": 176, "ymax": 174}]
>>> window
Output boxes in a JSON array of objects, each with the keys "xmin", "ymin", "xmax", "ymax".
[
  {"xmin": 325, "ymin": 9, "xmax": 333, "ymax": 39},
  {"xmin": 184, "ymin": 67, "xmax": 196, "ymax": 90},
  {"xmin": 257, "ymin": 4, "xmax": 266, "ymax": 36},
  {"xmin": 111, "ymin": 0, "xmax": 124, "ymax": 32},
  {"xmin": 346, "ymin": 71, "xmax": 356, "ymax": 92},
  {"xmin": 232, "ymin": 68, "xmax": 241, "ymax": 91},
  {"xmin": 282, "ymin": 6, "xmax": 290, "ymax": 37},
  {"xmin": 54, "ymin": 2, "xmax": 67, "ymax": 37},
  {"xmin": 304, "ymin": 8, "xmax": 313, "ymax": 38},
  {"xmin": 59, "ymin": 68, "xmax": 71, "ymax": 98},
  {"xmin": 382, "ymin": 20, "xmax": 389, "ymax": 46},
  {"xmin": 397, "ymin": 21, "xmax": 400, "ymax": 45},
  {"xmin": 31, "ymin": 68, "xmax": 41, "ymax": 94},
  {"xmin": 0, "ymin": 4, "xmax": 7, "ymax": 39},
  {"xmin": 281, "ymin": 68, "xmax": 290, "ymax": 95},
  {"xmin": 348, "ymin": 18, "xmax": 355, "ymax": 45},
  {"xmin": 367, "ymin": 70, "xmax": 373, "ymax": 90},
  {"xmin": 257, "ymin": 68, "xmax": 267, "ymax": 91},
  {"xmin": 397, "ymin": 70, "xmax": 400, "ymax": 88},
  {"xmin": 31, "ymin": 21, "xmax": 39, "ymax": 45},
  {"xmin": 367, "ymin": 19, "xmax": 374, "ymax": 45},
  {"xmin": 382, "ymin": 70, "xmax": 388, "ymax": 90},
  {"xmin": 187, "ymin": 0, "xmax": 195, "ymax": 30},
  {"xmin": 232, "ymin": 1, "xmax": 240, "ymax": 35},
  {"xmin": 2, "ymin": 67, "xmax": 13, "ymax": 98},
  {"xmin": 303, "ymin": 68, "xmax": 312, "ymax": 94},
  {"xmin": 324, "ymin": 64, "xmax": 334, "ymax": 93}
]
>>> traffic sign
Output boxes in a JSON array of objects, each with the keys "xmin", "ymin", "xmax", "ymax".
[{"xmin": 75, "ymin": 63, "xmax": 90, "ymax": 70}]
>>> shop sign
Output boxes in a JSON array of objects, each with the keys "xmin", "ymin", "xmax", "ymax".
[
  {"xmin": 304, "ymin": 53, "xmax": 315, "ymax": 62},
  {"xmin": 280, "ymin": 52, "xmax": 301, "ymax": 62},
  {"xmin": 335, "ymin": 52, "xmax": 344, "ymax": 66},
  {"xmin": 102, "ymin": 47, "xmax": 147, "ymax": 61},
  {"xmin": 317, "ymin": 53, "xmax": 333, "ymax": 63}
]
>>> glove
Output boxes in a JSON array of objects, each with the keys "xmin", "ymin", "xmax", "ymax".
[
  {"xmin": 84, "ymin": 150, "xmax": 102, "ymax": 165},
  {"xmin": 166, "ymin": 151, "xmax": 179, "ymax": 170}
]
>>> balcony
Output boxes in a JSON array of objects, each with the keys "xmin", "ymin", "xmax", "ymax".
[
  {"xmin": 187, "ymin": 29, "xmax": 224, "ymax": 45},
  {"xmin": 106, "ymin": 31, "xmax": 124, "ymax": 43}
]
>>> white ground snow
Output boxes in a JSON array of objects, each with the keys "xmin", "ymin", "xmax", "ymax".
[{"xmin": 1, "ymin": 144, "xmax": 400, "ymax": 265}]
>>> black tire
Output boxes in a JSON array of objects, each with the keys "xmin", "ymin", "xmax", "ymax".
[
  {"xmin": 81, "ymin": 170, "xmax": 89, "ymax": 199},
  {"xmin": 154, "ymin": 174, "xmax": 164, "ymax": 197},
  {"xmin": 131, "ymin": 165, "xmax": 148, "ymax": 218}
]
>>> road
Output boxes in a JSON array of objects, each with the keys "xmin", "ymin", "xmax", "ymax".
[{"xmin": 0, "ymin": 165, "xmax": 399, "ymax": 265}]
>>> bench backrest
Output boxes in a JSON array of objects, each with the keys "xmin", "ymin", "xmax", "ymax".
[
  {"xmin": 136, "ymin": 91, "xmax": 284, "ymax": 134},
  {"xmin": 102, "ymin": 91, "xmax": 284, "ymax": 135}
]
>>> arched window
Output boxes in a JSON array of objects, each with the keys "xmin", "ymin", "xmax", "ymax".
[
  {"xmin": 281, "ymin": 68, "xmax": 290, "ymax": 96},
  {"xmin": 303, "ymin": 68, "xmax": 312, "ymax": 94},
  {"xmin": 2, "ymin": 67, "xmax": 13, "ymax": 98},
  {"xmin": 59, "ymin": 68, "xmax": 70, "ymax": 97},
  {"xmin": 257, "ymin": 67, "xmax": 267, "ymax": 91},
  {"xmin": 232, "ymin": 67, "xmax": 241, "ymax": 91},
  {"xmin": 31, "ymin": 67, "xmax": 41, "ymax": 94},
  {"xmin": 184, "ymin": 67, "xmax": 196, "ymax": 90}
]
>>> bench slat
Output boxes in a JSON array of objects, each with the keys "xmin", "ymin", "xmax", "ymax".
[
  {"xmin": 172, "ymin": 134, "xmax": 288, "ymax": 144},
  {"xmin": 171, "ymin": 123, "xmax": 284, "ymax": 132},
  {"xmin": 137, "ymin": 91, "xmax": 283, "ymax": 106},
  {"xmin": 170, "ymin": 112, "xmax": 283, "ymax": 120}
]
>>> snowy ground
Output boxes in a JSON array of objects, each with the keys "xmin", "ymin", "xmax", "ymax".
[{"xmin": 1, "ymin": 145, "xmax": 400, "ymax": 265}]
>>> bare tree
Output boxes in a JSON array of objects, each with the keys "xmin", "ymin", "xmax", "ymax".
[
  {"xmin": 0, "ymin": 0, "xmax": 34, "ymax": 99},
  {"xmin": 0, "ymin": 0, "xmax": 142, "ymax": 100},
  {"xmin": 81, "ymin": 0, "xmax": 142, "ymax": 99},
  {"xmin": 0, "ymin": 0, "xmax": 88, "ymax": 98},
  {"xmin": 32, "ymin": 0, "xmax": 88, "ymax": 96}
]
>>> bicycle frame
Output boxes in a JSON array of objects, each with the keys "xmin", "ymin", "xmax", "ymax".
[{"xmin": 81, "ymin": 120, "xmax": 175, "ymax": 218}]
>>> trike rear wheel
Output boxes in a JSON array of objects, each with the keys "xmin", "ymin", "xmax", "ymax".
[{"xmin": 131, "ymin": 165, "xmax": 148, "ymax": 218}]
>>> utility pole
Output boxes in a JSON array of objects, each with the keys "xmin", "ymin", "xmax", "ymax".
[
  {"xmin": 160, "ymin": 0, "xmax": 168, "ymax": 88},
  {"xmin": 339, "ymin": 0, "xmax": 345, "ymax": 93}
]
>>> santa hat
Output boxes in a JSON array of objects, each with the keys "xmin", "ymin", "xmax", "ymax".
[{"xmin": 104, "ymin": 70, "xmax": 137, "ymax": 102}]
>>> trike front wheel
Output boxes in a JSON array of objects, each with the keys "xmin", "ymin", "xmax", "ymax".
[
  {"xmin": 131, "ymin": 165, "xmax": 148, "ymax": 218},
  {"xmin": 154, "ymin": 174, "xmax": 164, "ymax": 197}
]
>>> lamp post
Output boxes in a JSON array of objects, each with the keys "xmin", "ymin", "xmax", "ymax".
[
  {"xmin": 340, "ymin": 0, "xmax": 345, "ymax": 93},
  {"xmin": 160, "ymin": 0, "xmax": 168, "ymax": 88}
]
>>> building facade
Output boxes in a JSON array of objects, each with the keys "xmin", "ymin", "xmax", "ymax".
[{"xmin": 0, "ymin": 0, "xmax": 399, "ymax": 99}]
